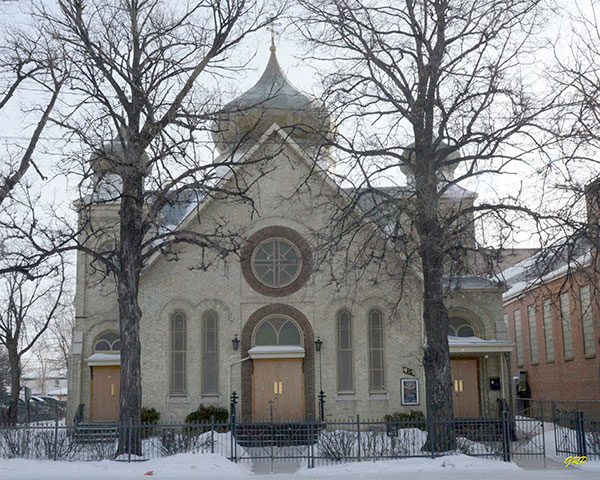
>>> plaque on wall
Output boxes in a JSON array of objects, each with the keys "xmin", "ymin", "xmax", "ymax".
[{"xmin": 401, "ymin": 378, "xmax": 419, "ymax": 406}]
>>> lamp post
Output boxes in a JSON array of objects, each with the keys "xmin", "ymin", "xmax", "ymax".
[{"xmin": 314, "ymin": 337, "xmax": 325, "ymax": 421}]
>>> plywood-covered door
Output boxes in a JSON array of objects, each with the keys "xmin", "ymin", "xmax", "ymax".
[
  {"xmin": 252, "ymin": 358, "xmax": 304, "ymax": 421},
  {"xmin": 450, "ymin": 358, "xmax": 480, "ymax": 418},
  {"xmin": 91, "ymin": 366, "xmax": 120, "ymax": 421}
]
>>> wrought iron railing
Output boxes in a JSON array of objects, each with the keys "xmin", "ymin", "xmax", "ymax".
[{"xmin": 0, "ymin": 414, "xmax": 530, "ymax": 465}]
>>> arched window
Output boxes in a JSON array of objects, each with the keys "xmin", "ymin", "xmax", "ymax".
[
  {"xmin": 170, "ymin": 312, "xmax": 187, "ymax": 395},
  {"xmin": 94, "ymin": 332, "xmax": 121, "ymax": 352},
  {"xmin": 337, "ymin": 310, "xmax": 354, "ymax": 392},
  {"xmin": 368, "ymin": 310, "xmax": 385, "ymax": 391},
  {"xmin": 202, "ymin": 310, "xmax": 219, "ymax": 394},
  {"xmin": 448, "ymin": 317, "xmax": 476, "ymax": 337},
  {"xmin": 253, "ymin": 317, "xmax": 302, "ymax": 346}
]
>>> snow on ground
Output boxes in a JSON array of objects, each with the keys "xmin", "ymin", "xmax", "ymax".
[
  {"xmin": 0, "ymin": 452, "xmax": 252, "ymax": 480},
  {"xmin": 1, "ymin": 453, "xmax": 599, "ymax": 480},
  {"xmin": 300, "ymin": 455, "xmax": 520, "ymax": 475}
]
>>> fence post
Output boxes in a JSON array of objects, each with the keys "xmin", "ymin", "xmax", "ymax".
[
  {"xmin": 356, "ymin": 415, "xmax": 361, "ymax": 462},
  {"xmin": 53, "ymin": 418, "xmax": 59, "ymax": 461},
  {"xmin": 127, "ymin": 418, "xmax": 132, "ymax": 463},
  {"xmin": 575, "ymin": 410, "xmax": 587, "ymax": 458},
  {"xmin": 210, "ymin": 415, "xmax": 215, "ymax": 454},
  {"xmin": 427, "ymin": 416, "xmax": 436, "ymax": 458},
  {"xmin": 502, "ymin": 410, "xmax": 511, "ymax": 462}
]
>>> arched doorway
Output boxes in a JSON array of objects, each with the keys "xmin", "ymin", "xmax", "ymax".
[{"xmin": 241, "ymin": 304, "xmax": 315, "ymax": 422}]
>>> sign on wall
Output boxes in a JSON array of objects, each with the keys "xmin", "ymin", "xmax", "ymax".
[{"xmin": 401, "ymin": 378, "xmax": 419, "ymax": 406}]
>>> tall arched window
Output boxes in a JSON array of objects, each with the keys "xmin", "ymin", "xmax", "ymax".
[
  {"xmin": 170, "ymin": 312, "xmax": 187, "ymax": 395},
  {"xmin": 368, "ymin": 309, "xmax": 385, "ymax": 391},
  {"xmin": 337, "ymin": 310, "xmax": 354, "ymax": 392},
  {"xmin": 202, "ymin": 310, "xmax": 219, "ymax": 394}
]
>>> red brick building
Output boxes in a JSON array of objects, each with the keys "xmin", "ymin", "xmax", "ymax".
[{"xmin": 503, "ymin": 262, "xmax": 600, "ymax": 401}]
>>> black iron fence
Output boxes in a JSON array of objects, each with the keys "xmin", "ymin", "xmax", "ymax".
[
  {"xmin": 0, "ymin": 414, "xmax": 525, "ymax": 465},
  {"xmin": 552, "ymin": 403, "xmax": 600, "ymax": 460}
]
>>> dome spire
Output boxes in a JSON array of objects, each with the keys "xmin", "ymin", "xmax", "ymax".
[
  {"xmin": 267, "ymin": 17, "xmax": 280, "ymax": 52},
  {"xmin": 211, "ymin": 42, "xmax": 335, "ymax": 154}
]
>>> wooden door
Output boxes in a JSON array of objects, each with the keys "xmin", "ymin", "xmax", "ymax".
[
  {"xmin": 450, "ymin": 358, "xmax": 480, "ymax": 418},
  {"xmin": 252, "ymin": 359, "xmax": 304, "ymax": 421},
  {"xmin": 91, "ymin": 366, "xmax": 120, "ymax": 422}
]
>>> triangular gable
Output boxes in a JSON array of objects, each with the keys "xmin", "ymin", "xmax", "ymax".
[{"xmin": 144, "ymin": 122, "xmax": 421, "ymax": 281}]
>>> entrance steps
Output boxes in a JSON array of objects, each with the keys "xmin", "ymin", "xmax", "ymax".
[
  {"xmin": 73, "ymin": 422, "xmax": 119, "ymax": 443},
  {"xmin": 234, "ymin": 422, "xmax": 322, "ymax": 447}
]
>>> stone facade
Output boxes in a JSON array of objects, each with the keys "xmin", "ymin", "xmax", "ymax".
[{"xmin": 67, "ymin": 48, "xmax": 511, "ymax": 424}]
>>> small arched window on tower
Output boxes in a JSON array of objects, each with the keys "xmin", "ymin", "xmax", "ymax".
[
  {"xmin": 202, "ymin": 310, "xmax": 219, "ymax": 394},
  {"xmin": 448, "ymin": 317, "xmax": 476, "ymax": 337},
  {"xmin": 170, "ymin": 312, "xmax": 187, "ymax": 395},
  {"xmin": 337, "ymin": 310, "xmax": 354, "ymax": 392},
  {"xmin": 94, "ymin": 332, "xmax": 121, "ymax": 352}
]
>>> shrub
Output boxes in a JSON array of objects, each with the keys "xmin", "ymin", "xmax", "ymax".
[
  {"xmin": 384, "ymin": 410, "xmax": 425, "ymax": 422},
  {"xmin": 141, "ymin": 407, "xmax": 160, "ymax": 439},
  {"xmin": 185, "ymin": 405, "xmax": 228, "ymax": 424},
  {"xmin": 141, "ymin": 407, "xmax": 160, "ymax": 424}
]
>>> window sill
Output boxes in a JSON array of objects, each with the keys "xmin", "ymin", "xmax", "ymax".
[
  {"xmin": 564, "ymin": 357, "xmax": 574, "ymax": 362},
  {"xmin": 368, "ymin": 391, "xmax": 389, "ymax": 401},
  {"xmin": 199, "ymin": 394, "xmax": 222, "ymax": 404},
  {"xmin": 530, "ymin": 362, "xmax": 538, "ymax": 366},
  {"xmin": 545, "ymin": 360, "xmax": 555, "ymax": 364},
  {"xmin": 166, "ymin": 395, "xmax": 190, "ymax": 404},
  {"xmin": 335, "ymin": 392, "xmax": 357, "ymax": 401},
  {"xmin": 584, "ymin": 354, "xmax": 596, "ymax": 359}
]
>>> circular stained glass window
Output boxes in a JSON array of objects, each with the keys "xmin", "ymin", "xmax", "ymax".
[{"xmin": 251, "ymin": 238, "xmax": 302, "ymax": 288}]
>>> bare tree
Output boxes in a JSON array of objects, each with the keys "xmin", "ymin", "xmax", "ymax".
[
  {"xmin": 0, "ymin": 347, "xmax": 9, "ymax": 394},
  {"xmin": 24, "ymin": 0, "xmax": 283, "ymax": 453},
  {"xmin": 297, "ymin": 0, "xmax": 559, "ymax": 448},
  {"xmin": 0, "ymin": 24, "xmax": 65, "ymax": 208},
  {"xmin": 0, "ymin": 259, "xmax": 66, "ymax": 424}
]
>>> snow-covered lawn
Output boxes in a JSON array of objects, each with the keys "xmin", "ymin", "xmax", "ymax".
[{"xmin": 1, "ymin": 453, "xmax": 599, "ymax": 480}]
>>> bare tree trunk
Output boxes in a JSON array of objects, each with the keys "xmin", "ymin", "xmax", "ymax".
[
  {"xmin": 6, "ymin": 341, "xmax": 20, "ymax": 425},
  {"xmin": 116, "ymin": 164, "xmax": 144, "ymax": 456}
]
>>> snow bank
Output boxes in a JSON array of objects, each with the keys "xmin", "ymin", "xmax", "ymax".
[
  {"xmin": 299, "ymin": 454, "xmax": 520, "ymax": 476},
  {"xmin": 0, "ymin": 452, "xmax": 252, "ymax": 480}
]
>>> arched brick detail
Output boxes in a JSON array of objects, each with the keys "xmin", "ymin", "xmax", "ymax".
[{"xmin": 240, "ymin": 304, "xmax": 315, "ymax": 421}]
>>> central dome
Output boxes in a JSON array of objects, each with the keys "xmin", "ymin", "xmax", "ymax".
[{"xmin": 212, "ymin": 45, "xmax": 334, "ymax": 153}]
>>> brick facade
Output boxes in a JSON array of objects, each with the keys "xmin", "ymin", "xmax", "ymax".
[{"xmin": 504, "ymin": 268, "xmax": 600, "ymax": 401}]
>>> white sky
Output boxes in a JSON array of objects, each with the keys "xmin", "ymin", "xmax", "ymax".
[{"xmin": 0, "ymin": 0, "xmax": 596, "ymax": 251}]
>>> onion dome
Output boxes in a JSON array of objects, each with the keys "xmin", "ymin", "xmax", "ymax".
[
  {"xmin": 90, "ymin": 137, "xmax": 151, "ymax": 178},
  {"xmin": 212, "ymin": 45, "xmax": 335, "ymax": 154},
  {"xmin": 400, "ymin": 140, "xmax": 460, "ymax": 183}
]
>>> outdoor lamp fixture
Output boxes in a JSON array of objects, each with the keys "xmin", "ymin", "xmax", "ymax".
[
  {"xmin": 314, "ymin": 337, "xmax": 323, "ymax": 352},
  {"xmin": 232, "ymin": 334, "xmax": 240, "ymax": 351}
]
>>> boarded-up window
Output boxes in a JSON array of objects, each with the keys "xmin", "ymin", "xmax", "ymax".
[
  {"xmin": 202, "ymin": 310, "xmax": 219, "ymax": 394},
  {"xmin": 514, "ymin": 309, "xmax": 523, "ymax": 366},
  {"xmin": 580, "ymin": 285, "xmax": 595, "ymax": 356},
  {"xmin": 337, "ymin": 310, "xmax": 354, "ymax": 392},
  {"xmin": 543, "ymin": 299, "xmax": 554, "ymax": 362},
  {"xmin": 528, "ymin": 305, "xmax": 539, "ymax": 364},
  {"xmin": 368, "ymin": 310, "xmax": 385, "ymax": 391},
  {"xmin": 170, "ymin": 312, "xmax": 186, "ymax": 395},
  {"xmin": 560, "ymin": 293, "xmax": 574, "ymax": 360}
]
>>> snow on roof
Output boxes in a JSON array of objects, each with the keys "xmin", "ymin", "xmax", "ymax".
[{"xmin": 500, "ymin": 238, "xmax": 591, "ymax": 301}]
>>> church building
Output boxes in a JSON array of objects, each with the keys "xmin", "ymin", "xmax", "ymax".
[{"xmin": 67, "ymin": 44, "xmax": 513, "ymax": 424}]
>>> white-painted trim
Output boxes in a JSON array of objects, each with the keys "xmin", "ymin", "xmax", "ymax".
[
  {"xmin": 85, "ymin": 353, "xmax": 121, "ymax": 366},
  {"xmin": 449, "ymin": 344, "xmax": 513, "ymax": 354},
  {"xmin": 248, "ymin": 346, "xmax": 305, "ymax": 359}
]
